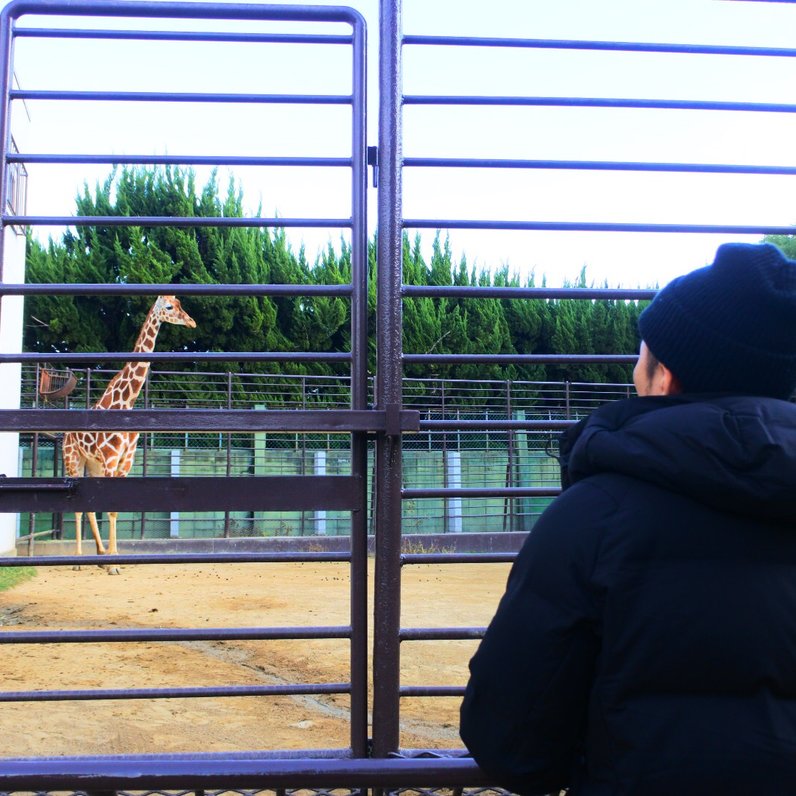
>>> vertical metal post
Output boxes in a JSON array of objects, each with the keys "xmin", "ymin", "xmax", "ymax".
[
  {"xmin": 140, "ymin": 373, "xmax": 149, "ymax": 539},
  {"xmin": 372, "ymin": 0, "xmax": 403, "ymax": 758},
  {"xmin": 442, "ymin": 380, "xmax": 448, "ymax": 535},
  {"xmin": 349, "ymin": 8, "xmax": 370, "ymax": 760},
  {"xmin": 224, "ymin": 370, "xmax": 232, "ymax": 538},
  {"xmin": 505, "ymin": 379, "xmax": 513, "ymax": 533},
  {"xmin": 0, "ymin": 6, "xmax": 14, "ymax": 278},
  {"xmin": 300, "ymin": 375, "xmax": 306, "ymax": 537},
  {"xmin": 54, "ymin": 432, "xmax": 63, "ymax": 538},
  {"xmin": 27, "ymin": 430, "xmax": 38, "ymax": 554}
]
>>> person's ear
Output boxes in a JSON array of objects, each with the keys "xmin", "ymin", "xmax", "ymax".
[{"xmin": 657, "ymin": 363, "xmax": 682, "ymax": 396}]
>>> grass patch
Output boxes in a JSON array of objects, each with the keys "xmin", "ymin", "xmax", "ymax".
[{"xmin": 0, "ymin": 566, "xmax": 36, "ymax": 592}]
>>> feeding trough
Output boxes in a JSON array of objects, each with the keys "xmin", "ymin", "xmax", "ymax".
[{"xmin": 38, "ymin": 366, "xmax": 77, "ymax": 400}]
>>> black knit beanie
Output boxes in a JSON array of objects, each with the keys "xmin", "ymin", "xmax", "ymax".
[{"xmin": 638, "ymin": 242, "xmax": 796, "ymax": 399}]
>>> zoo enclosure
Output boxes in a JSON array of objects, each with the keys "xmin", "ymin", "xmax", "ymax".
[{"xmin": 0, "ymin": 0, "xmax": 794, "ymax": 794}]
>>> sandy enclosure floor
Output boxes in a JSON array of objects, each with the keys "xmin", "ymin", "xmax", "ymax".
[{"xmin": 0, "ymin": 559, "xmax": 511, "ymax": 757}]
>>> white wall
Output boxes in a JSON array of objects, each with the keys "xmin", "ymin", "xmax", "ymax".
[
  {"xmin": 0, "ymin": 84, "xmax": 31, "ymax": 555},
  {"xmin": 0, "ymin": 226, "xmax": 26, "ymax": 555}
]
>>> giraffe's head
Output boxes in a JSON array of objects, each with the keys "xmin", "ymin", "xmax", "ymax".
[{"xmin": 153, "ymin": 295, "xmax": 197, "ymax": 329}]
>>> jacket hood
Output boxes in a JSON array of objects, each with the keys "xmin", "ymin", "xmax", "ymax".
[{"xmin": 562, "ymin": 395, "xmax": 796, "ymax": 524}]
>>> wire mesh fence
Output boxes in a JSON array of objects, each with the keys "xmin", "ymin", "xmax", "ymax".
[{"xmin": 19, "ymin": 365, "xmax": 629, "ymax": 543}]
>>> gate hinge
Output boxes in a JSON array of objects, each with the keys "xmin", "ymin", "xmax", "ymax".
[{"xmin": 367, "ymin": 145, "xmax": 379, "ymax": 187}]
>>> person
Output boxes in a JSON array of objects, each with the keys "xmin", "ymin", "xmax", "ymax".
[{"xmin": 460, "ymin": 241, "xmax": 796, "ymax": 795}]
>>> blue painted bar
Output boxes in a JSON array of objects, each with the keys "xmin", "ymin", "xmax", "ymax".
[
  {"xmin": 0, "ymin": 281, "xmax": 353, "ymax": 296},
  {"xmin": 0, "ymin": 351, "xmax": 352, "ymax": 363},
  {"xmin": 0, "ymin": 625, "xmax": 351, "ymax": 644},
  {"xmin": 9, "ymin": 153, "xmax": 352, "ymax": 166},
  {"xmin": 0, "ymin": 755, "xmax": 489, "ymax": 791},
  {"xmin": 11, "ymin": 88, "xmax": 352, "ymax": 104},
  {"xmin": 404, "ymin": 95, "xmax": 796, "ymax": 113},
  {"xmin": 403, "ymin": 353, "xmax": 636, "ymax": 364},
  {"xmin": 15, "ymin": 27, "xmax": 352, "ymax": 44},
  {"xmin": 6, "ymin": 214, "xmax": 352, "ymax": 228},
  {"xmin": 404, "ymin": 157, "xmax": 796, "ymax": 176},
  {"xmin": 0, "ymin": 551, "xmax": 352, "ymax": 566},
  {"xmin": 404, "ymin": 285, "xmax": 657, "ymax": 300},
  {"xmin": 0, "ymin": 683, "xmax": 351, "ymax": 703},
  {"xmin": 402, "ymin": 219, "xmax": 796, "ymax": 234},
  {"xmin": 403, "ymin": 34, "xmax": 796, "ymax": 58}
]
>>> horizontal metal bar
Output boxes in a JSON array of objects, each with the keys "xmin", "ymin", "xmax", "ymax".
[
  {"xmin": 0, "ymin": 475, "xmax": 362, "ymax": 512},
  {"xmin": 401, "ymin": 553, "xmax": 517, "ymax": 565},
  {"xmin": 0, "ymin": 625, "xmax": 351, "ymax": 644},
  {"xmin": 419, "ymin": 419, "xmax": 574, "ymax": 430},
  {"xmin": 402, "ymin": 34, "xmax": 796, "ymax": 58},
  {"xmin": 9, "ymin": 153, "xmax": 352, "ymax": 167},
  {"xmin": 14, "ymin": 27, "xmax": 352, "ymax": 45},
  {"xmin": 400, "ymin": 686, "xmax": 465, "ymax": 698},
  {"xmin": 403, "ymin": 156, "xmax": 796, "ymax": 176},
  {"xmin": 1, "ymin": 282, "xmax": 353, "ymax": 297},
  {"xmin": 399, "ymin": 628, "xmax": 486, "ymax": 641},
  {"xmin": 402, "ymin": 219, "xmax": 796, "ymax": 235},
  {"xmin": 5, "ymin": 214, "xmax": 352, "ymax": 228},
  {"xmin": 403, "ymin": 95, "xmax": 796, "ymax": 113},
  {"xmin": 403, "ymin": 487, "xmax": 561, "ymax": 499},
  {"xmin": 11, "ymin": 89, "xmax": 351, "ymax": 104},
  {"xmin": 0, "ymin": 755, "xmax": 489, "ymax": 791},
  {"xmin": 0, "ymin": 682, "xmax": 351, "ymax": 703},
  {"xmin": 403, "ymin": 284, "xmax": 657, "ymax": 300},
  {"xmin": 15, "ymin": 527, "xmax": 59, "ymax": 541},
  {"xmin": 0, "ymin": 351, "xmax": 352, "ymax": 363},
  {"xmin": 0, "ymin": 408, "xmax": 421, "ymax": 433},
  {"xmin": 0, "ymin": 551, "xmax": 352, "ymax": 567},
  {"xmin": 3, "ymin": 1, "xmax": 365, "ymax": 27},
  {"xmin": 403, "ymin": 353, "xmax": 636, "ymax": 364}
]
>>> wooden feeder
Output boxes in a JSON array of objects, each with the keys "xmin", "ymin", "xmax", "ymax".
[{"xmin": 38, "ymin": 367, "xmax": 77, "ymax": 400}]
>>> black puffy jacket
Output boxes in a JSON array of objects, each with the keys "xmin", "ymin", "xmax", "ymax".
[{"xmin": 460, "ymin": 395, "xmax": 796, "ymax": 796}]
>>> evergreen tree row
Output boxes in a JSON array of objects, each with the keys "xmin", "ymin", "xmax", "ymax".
[{"xmin": 24, "ymin": 165, "xmax": 648, "ymax": 403}]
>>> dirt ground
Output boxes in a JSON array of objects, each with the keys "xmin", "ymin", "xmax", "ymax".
[{"xmin": 0, "ymin": 558, "xmax": 511, "ymax": 757}]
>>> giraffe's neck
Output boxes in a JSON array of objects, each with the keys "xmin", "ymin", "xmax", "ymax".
[{"xmin": 95, "ymin": 308, "xmax": 163, "ymax": 410}]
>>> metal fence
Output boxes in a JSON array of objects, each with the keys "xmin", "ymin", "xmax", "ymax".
[
  {"xmin": 20, "ymin": 367, "xmax": 625, "ymax": 540},
  {"xmin": 0, "ymin": 0, "xmax": 793, "ymax": 794}
]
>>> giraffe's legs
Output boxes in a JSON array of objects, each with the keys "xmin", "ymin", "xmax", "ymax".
[
  {"xmin": 106, "ymin": 511, "xmax": 120, "ymax": 575},
  {"xmin": 64, "ymin": 440, "xmax": 88, "ymax": 571},
  {"xmin": 72, "ymin": 511, "xmax": 108, "ymax": 570},
  {"xmin": 86, "ymin": 512, "xmax": 106, "ymax": 555},
  {"xmin": 84, "ymin": 511, "xmax": 119, "ymax": 574},
  {"xmin": 73, "ymin": 511, "xmax": 83, "ymax": 571}
]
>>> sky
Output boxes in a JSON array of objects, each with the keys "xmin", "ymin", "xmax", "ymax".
[{"xmin": 5, "ymin": 0, "xmax": 796, "ymax": 287}]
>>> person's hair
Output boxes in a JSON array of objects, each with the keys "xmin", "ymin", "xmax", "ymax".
[
  {"xmin": 645, "ymin": 346, "xmax": 685, "ymax": 394},
  {"xmin": 645, "ymin": 348, "xmax": 661, "ymax": 383}
]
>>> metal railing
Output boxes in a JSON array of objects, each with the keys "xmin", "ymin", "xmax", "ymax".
[{"xmin": 19, "ymin": 367, "xmax": 623, "ymax": 542}]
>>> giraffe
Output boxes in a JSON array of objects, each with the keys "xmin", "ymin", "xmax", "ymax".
[{"xmin": 62, "ymin": 295, "xmax": 197, "ymax": 574}]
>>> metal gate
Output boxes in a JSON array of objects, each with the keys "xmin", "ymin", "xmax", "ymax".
[
  {"xmin": 0, "ymin": 0, "xmax": 410, "ymax": 789},
  {"xmin": 0, "ymin": 0, "xmax": 795, "ymax": 792}
]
